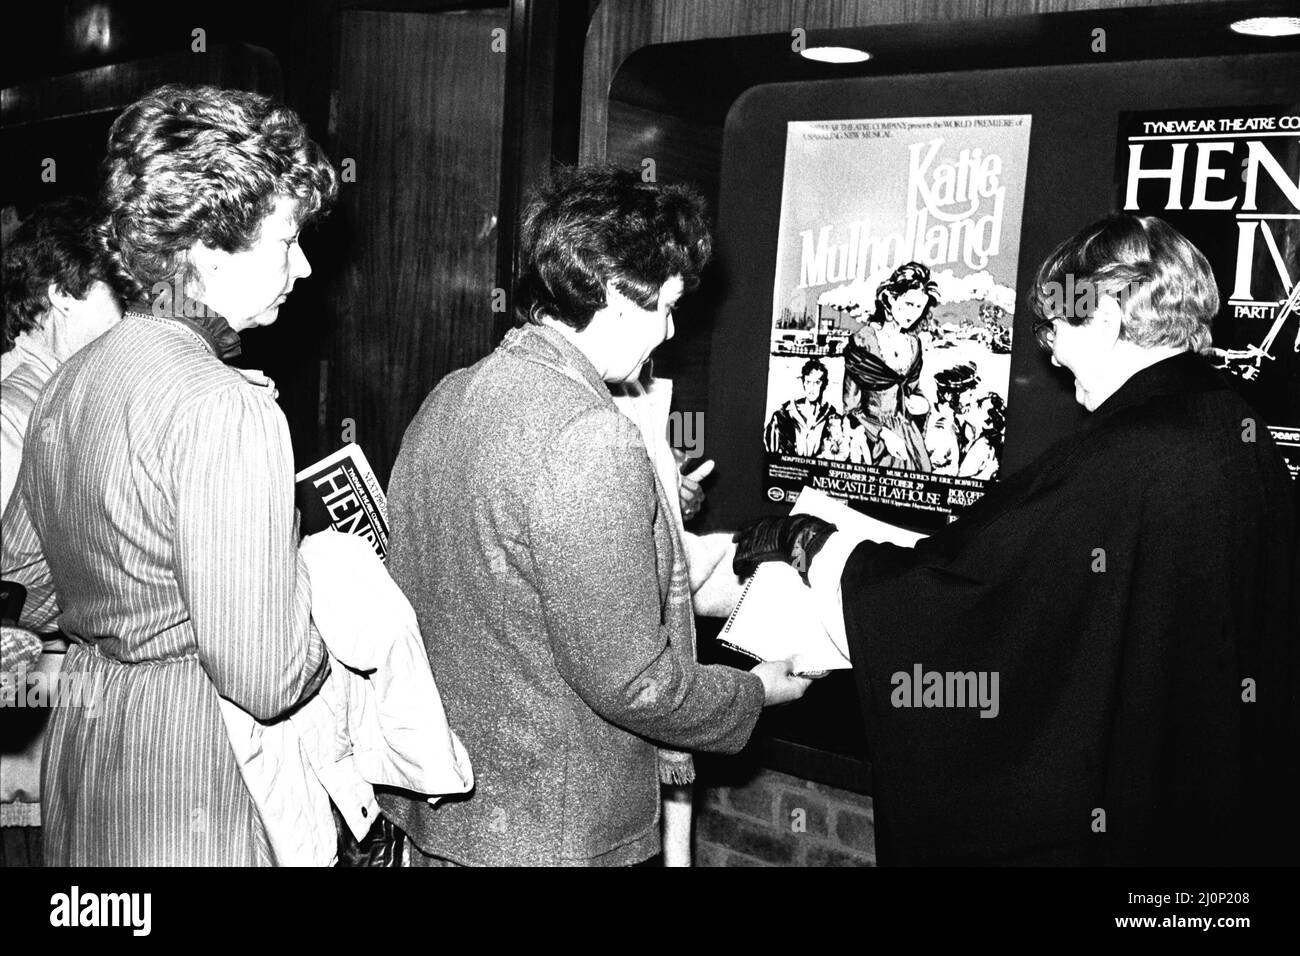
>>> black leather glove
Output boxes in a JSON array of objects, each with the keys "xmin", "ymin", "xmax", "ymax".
[{"xmin": 732, "ymin": 515, "xmax": 837, "ymax": 582}]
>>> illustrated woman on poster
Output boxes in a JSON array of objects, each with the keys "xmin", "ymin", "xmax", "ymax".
[{"xmin": 829, "ymin": 262, "xmax": 937, "ymax": 471}]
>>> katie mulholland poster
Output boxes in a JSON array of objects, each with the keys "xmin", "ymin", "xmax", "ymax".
[{"xmin": 762, "ymin": 114, "xmax": 1032, "ymax": 526}]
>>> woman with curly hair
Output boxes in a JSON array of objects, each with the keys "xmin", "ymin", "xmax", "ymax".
[
  {"xmin": 835, "ymin": 261, "xmax": 938, "ymax": 471},
  {"xmin": 1, "ymin": 84, "xmax": 337, "ymax": 865}
]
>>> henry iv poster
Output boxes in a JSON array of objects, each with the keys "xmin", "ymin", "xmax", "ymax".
[
  {"xmin": 1117, "ymin": 105, "xmax": 1300, "ymax": 479},
  {"xmin": 762, "ymin": 114, "xmax": 1032, "ymax": 524}
]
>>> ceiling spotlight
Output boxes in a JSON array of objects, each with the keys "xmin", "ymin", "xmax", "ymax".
[
  {"xmin": 69, "ymin": 2, "xmax": 117, "ymax": 54},
  {"xmin": 1229, "ymin": 16, "xmax": 1300, "ymax": 37},
  {"xmin": 801, "ymin": 46, "xmax": 872, "ymax": 64}
]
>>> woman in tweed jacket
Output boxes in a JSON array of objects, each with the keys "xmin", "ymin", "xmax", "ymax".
[
  {"xmin": 379, "ymin": 166, "xmax": 810, "ymax": 866},
  {"xmin": 1, "ymin": 85, "xmax": 337, "ymax": 865}
]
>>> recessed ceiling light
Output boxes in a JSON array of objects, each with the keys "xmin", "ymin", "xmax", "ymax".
[
  {"xmin": 1230, "ymin": 16, "xmax": 1300, "ymax": 37},
  {"xmin": 801, "ymin": 46, "xmax": 872, "ymax": 64}
]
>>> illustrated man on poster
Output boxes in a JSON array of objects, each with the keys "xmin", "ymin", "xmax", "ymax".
[
  {"xmin": 764, "ymin": 358, "xmax": 838, "ymax": 457},
  {"xmin": 925, "ymin": 362, "xmax": 980, "ymax": 475}
]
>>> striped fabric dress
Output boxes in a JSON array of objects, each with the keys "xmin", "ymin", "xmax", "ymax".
[{"xmin": 0, "ymin": 312, "xmax": 327, "ymax": 866}]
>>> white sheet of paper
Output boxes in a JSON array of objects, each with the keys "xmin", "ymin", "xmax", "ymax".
[{"xmin": 719, "ymin": 488, "xmax": 926, "ymax": 674}]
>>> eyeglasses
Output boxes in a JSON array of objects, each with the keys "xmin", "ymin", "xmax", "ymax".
[{"xmin": 1033, "ymin": 316, "xmax": 1059, "ymax": 353}]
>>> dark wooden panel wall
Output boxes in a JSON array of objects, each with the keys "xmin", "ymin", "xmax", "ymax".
[{"xmin": 326, "ymin": 8, "xmax": 508, "ymax": 484}]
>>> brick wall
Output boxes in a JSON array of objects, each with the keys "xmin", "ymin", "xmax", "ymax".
[{"xmin": 694, "ymin": 769, "xmax": 875, "ymax": 866}]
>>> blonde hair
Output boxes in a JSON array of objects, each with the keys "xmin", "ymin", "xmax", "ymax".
[{"xmin": 1031, "ymin": 214, "xmax": 1217, "ymax": 354}]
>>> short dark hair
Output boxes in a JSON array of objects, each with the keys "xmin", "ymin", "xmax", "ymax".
[
  {"xmin": 1030, "ymin": 214, "xmax": 1216, "ymax": 353},
  {"xmin": 934, "ymin": 362, "xmax": 979, "ymax": 407},
  {"xmin": 2, "ymin": 197, "xmax": 112, "ymax": 353},
  {"xmin": 515, "ymin": 164, "xmax": 712, "ymax": 331},
  {"xmin": 99, "ymin": 84, "xmax": 338, "ymax": 300},
  {"xmin": 800, "ymin": 358, "xmax": 828, "ymax": 383}
]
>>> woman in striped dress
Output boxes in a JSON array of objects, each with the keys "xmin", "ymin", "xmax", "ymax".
[{"xmin": 0, "ymin": 85, "xmax": 338, "ymax": 865}]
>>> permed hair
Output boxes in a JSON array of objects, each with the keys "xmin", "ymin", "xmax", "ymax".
[
  {"xmin": 98, "ymin": 84, "xmax": 338, "ymax": 301},
  {"xmin": 869, "ymin": 261, "xmax": 940, "ymax": 330},
  {"xmin": 2, "ymin": 197, "xmax": 113, "ymax": 353},
  {"xmin": 1029, "ymin": 214, "xmax": 1217, "ymax": 354},
  {"xmin": 515, "ymin": 164, "xmax": 712, "ymax": 331}
]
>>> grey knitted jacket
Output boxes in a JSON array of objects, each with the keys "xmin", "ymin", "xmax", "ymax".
[{"xmin": 378, "ymin": 323, "xmax": 764, "ymax": 866}]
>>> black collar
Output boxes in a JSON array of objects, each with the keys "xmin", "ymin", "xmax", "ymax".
[
  {"xmin": 1091, "ymin": 351, "xmax": 1225, "ymax": 421},
  {"xmin": 127, "ymin": 294, "xmax": 242, "ymax": 363}
]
